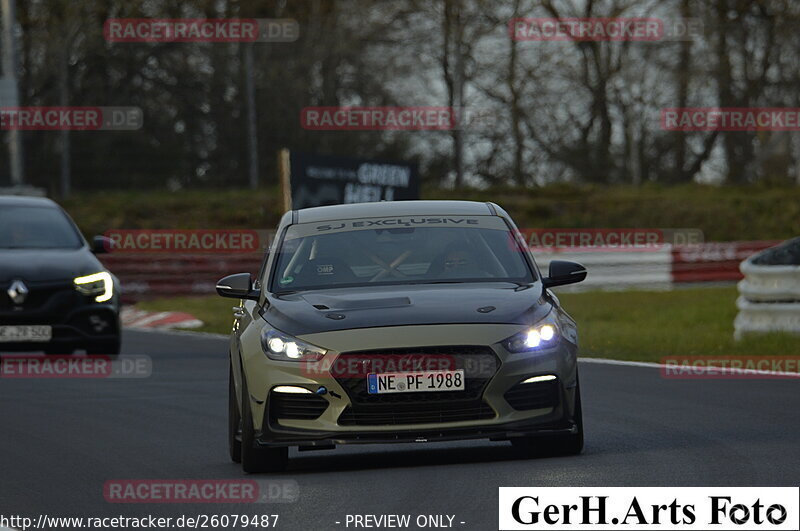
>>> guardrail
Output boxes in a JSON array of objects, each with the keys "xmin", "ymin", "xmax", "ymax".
[
  {"xmin": 734, "ymin": 238, "xmax": 800, "ymax": 340},
  {"xmin": 536, "ymin": 241, "xmax": 780, "ymax": 292},
  {"xmin": 671, "ymin": 241, "xmax": 781, "ymax": 283},
  {"xmin": 534, "ymin": 247, "xmax": 673, "ymax": 290},
  {"xmin": 101, "ymin": 241, "xmax": 782, "ymax": 302}
]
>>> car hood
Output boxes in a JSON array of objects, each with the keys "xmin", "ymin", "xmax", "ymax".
[
  {"xmin": 262, "ymin": 282, "xmax": 551, "ymax": 336},
  {"xmin": 0, "ymin": 248, "xmax": 102, "ymax": 283}
]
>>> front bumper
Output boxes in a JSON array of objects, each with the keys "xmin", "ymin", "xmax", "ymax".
[
  {"xmin": 0, "ymin": 280, "xmax": 120, "ymax": 352},
  {"xmin": 257, "ymin": 416, "xmax": 578, "ymax": 448},
  {"xmin": 238, "ymin": 323, "xmax": 579, "ymax": 446},
  {"xmin": 257, "ymin": 382, "xmax": 578, "ymax": 447}
]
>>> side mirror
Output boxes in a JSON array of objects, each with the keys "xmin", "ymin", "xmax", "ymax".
[
  {"xmin": 92, "ymin": 235, "xmax": 113, "ymax": 254},
  {"xmin": 542, "ymin": 260, "xmax": 587, "ymax": 289},
  {"xmin": 216, "ymin": 273, "xmax": 260, "ymax": 300}
]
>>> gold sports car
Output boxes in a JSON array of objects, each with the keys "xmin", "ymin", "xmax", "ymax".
[{"xmin": 217, "ymin": 200, "xmax": 587, "ymax": 473}]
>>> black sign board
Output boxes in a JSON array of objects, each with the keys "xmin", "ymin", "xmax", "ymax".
[{"xmin": 288, "ymin": 152, "xmax": 420, "ymax": 209}]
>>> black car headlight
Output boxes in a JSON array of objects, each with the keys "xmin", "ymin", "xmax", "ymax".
[
  {"xmin": 73, "ymin": 272, "xmax": 114, "ymax": 302},
  {"xmin": 261, "ymin": 328, "xmax": 327, "ymax": 362},
  {"xmin": 503, "ymin": 316, "xmax": 559, "ymax": 353}
]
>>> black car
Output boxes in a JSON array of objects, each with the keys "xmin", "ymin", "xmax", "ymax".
[{"xmin": 0, "ymin": 196, "xmax": 121, "ymax": 355}]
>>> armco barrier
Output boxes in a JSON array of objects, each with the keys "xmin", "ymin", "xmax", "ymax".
[
  {"xmin": 100, "ymin": 241, "xmax": 782, "ymax": 302},
  {"xmin": 536, "ymin": 241, "xmax": 779, "ymax": 291},
  {"xmin": 534, "ymin": 247, "xmax": 673, "ymax": 290},
  {"xmin": 671, "ymin": 241, "xmax": 780, "ymax": 283},
  {"xmin": 734, "ymin": 239, "xmax": 800, "ymax": 339}
]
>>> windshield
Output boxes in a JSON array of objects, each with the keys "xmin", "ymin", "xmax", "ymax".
[
  {"xmin": 0, "ymin": 206, "xmax": 84, "ymax": 250},
  {"xmin": 270, "ymin": 216, "xmax": 534, "ymax": 293}
]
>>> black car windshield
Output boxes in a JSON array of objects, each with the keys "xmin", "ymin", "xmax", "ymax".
[
  {"xmin": 0, "ymin": 206, "xmax": 83, "ymax": 249},
  {"xmin": 271, "ymin": 216, "xmax": 534, "ymax": 292}
]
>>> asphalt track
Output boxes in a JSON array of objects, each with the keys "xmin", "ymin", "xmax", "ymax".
[{"xmin": 1, "ymin": 329, "xmax": 798, "ymax": 531}]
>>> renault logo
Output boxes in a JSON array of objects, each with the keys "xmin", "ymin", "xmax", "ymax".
[{"xmin": 7, "ymin": 280, "xmax": 29, "ymax": 305}]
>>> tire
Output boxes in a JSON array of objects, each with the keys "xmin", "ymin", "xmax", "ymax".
[
  {"xmin": 85, "ymin": 337, "xmax": 121, "ymax": 357},
  {"xmin": 511, "ymin": 376, "xmax": 584, "ymax": 457},
  {"xmin": 229, "ymin": 364, "xmax": 242, "ymax": 463},
  {"xmin": 240, "ymin": 373, "xmax": 288, "ymax": 473}
]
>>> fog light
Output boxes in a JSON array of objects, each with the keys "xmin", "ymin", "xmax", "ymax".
[
  {"xmin": 522, "ymin": 374, "xmax": 557, "ymax": 384},
  {"xmin": 272, "ymin": 385, "xmax": 312, "ymax": 394},
  {"xmin": 88, "ymin": 314, "xmax": 110, "ymax": 333}
]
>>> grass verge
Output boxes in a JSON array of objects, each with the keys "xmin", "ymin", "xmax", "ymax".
[
  {"xmin": 558, "ymin": 286, "xmax": 800, "ymax": 362},
  {"xmin": 135, "ymin": 286, "xmax": 800, "ymax": 364}
]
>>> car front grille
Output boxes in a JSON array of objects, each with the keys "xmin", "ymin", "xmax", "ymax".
[
  {"xmin": 503, "ymin": 378, "xmax": 560, "ymax": 411},
  {"xmin": 333, "ymin": 345, "xmax": 500, "ymax": 426},
  {"xmin": 338, "ymin": 400, "xmax": 495, "ymax": 426},
  {"xmin": 0, "ymin": 280, "xmax": 79, "ymax": 322},
  {"xmin": 269, "ymin": 391, "xmax": 329, "ymax": 420}
]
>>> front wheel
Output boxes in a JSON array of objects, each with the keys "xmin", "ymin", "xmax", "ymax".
[
  {"xmin": 240, "ymin": 373, "xmax": 288, "ymax": 473},
  {"xmin": 511, "ymin": 376, "xmax": 584, "ymax": 457}
]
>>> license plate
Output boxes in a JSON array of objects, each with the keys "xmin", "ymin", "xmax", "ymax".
[
  {"xmin": 367, "ymin": 370, "xmax": 465, "ymax": 394},
  {"xmin": 0, "ymin": 325, "xmax": 52, "ymax": 343}
]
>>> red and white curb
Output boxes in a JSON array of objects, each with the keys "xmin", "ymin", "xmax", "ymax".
[{"xmin": 121, "ymin": 307, "xmax": 203, "ymax": 330}]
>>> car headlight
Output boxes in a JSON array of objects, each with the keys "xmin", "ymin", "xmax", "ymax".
[
  {"xmin": 74, "ymin": 272, "xmax": 113, "ymax": 303},
  {"xmin": 261, "ymin": 328, "xmax": 326, "ymax": 362},
  {"xmin": 503, "ymin": 318, "xmax": 559, "ymax": 353}
]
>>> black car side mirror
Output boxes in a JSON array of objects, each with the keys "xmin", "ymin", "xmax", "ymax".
[
  {"xmin": 542, "ymin": 260, "xmax": 587, "ymax": 289},
  {"xmin": 91, "ymin": 235, "xmax": 113, "ymax": 254},
  {"xmin": 216, "ymin": 273, "xmax": 260, "ymax": 301}
]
